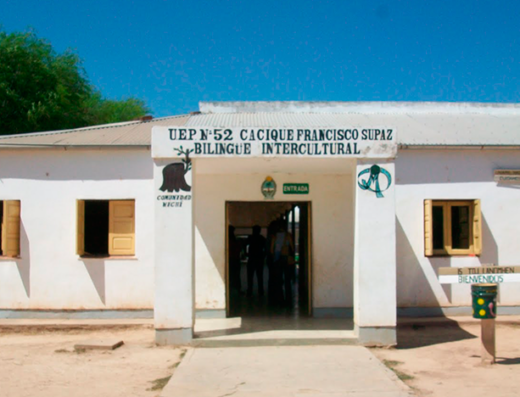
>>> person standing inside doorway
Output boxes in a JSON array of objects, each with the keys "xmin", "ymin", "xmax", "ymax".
[
  {"xmin": 266, "ymin": 220, "xmax": 279, "ymax": 304},
  {"xmin": 246, "ymin": 225, "xmax": 266, "ymax": 297},
  {"xmin": 271, "ymin": 220, "xmax": 295, "ymax": 306}
]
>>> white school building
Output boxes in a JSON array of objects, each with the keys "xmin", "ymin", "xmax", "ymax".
[{"xmin": 1, "ymin": 101, "xmax": 519, "ymax": 345}]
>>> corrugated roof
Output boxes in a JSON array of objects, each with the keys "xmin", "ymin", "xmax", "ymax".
[
  {"xmin": 1, "ymin": 102, "xmax": 520, "ymax": 147},
  {"xmin": 0, "ymin": 115, "xmax": 190, "ymax": 147},
  {"xmin": 200, "ymin": 100, "xmax": 520, "ymax": 115},
  {"xmin": 186, "ymin": 111, "xmax": 520, "ymax": 146}
]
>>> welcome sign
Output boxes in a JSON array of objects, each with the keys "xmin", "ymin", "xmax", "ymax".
[
  {"xmin": 152, "ymin": 127, "xmax": 397, "ymax": 158},
  {"xmin": 439, "ymin": 266, "xmax": 520, "ymax": 284}
]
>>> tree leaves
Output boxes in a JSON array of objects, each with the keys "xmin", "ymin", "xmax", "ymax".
[
  {"xmin": 0, "ymin": 29, "xmax": 150, "ymax": 135},
  {"xmin": 84, "ymin": 92, "xmax": 150, "ymax": 126}
]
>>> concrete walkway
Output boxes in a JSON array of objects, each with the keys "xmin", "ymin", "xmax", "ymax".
[{"xmin": 160, "ymin": 346, "xmax": 413, "ymax": 397}]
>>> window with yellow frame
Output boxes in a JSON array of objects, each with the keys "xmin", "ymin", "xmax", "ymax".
[
  {"xmin": 76, "ymin": 199, "xmax": 135, "ymax": 257},
  {"xmin": 424, "ymin": 199, "xmax": 482, "ymax": 256},
  {"xmin": 0, "ymin": 200, "xmax": 21, "ymax": 257}
]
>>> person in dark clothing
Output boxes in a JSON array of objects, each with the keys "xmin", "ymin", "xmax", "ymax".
[
  {"xmin": 246, "ymin": 225, "xmax": 266, "ymax": 297},
  {"xmin": 266, "ymin": 220, "xmax": 279, "ymax": 304},
  {"xmin": 229, "ymin": 225, "xmax": 242, "ymax": 292},
  {"xmin": 270, "ymin": 220, "xmax": 295, "ymax": 306}
]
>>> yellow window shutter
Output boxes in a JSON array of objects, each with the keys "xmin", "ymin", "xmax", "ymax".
[
  {"xmin": 424, "ymin": 199, "xmax": 433, "ymax": 256},
  {"xmin": 473, "ymin": 199, "xmax": 482, "ymax": 256},
  {"xmin": 109, "ymin": 200, "xmax": 135, "ymax": 256},
  {"xmin": 2, "ymin": 200, "xmax": 21, "ymax": 257},
  {"xmin": 76, "ymin": 200, "xmax": 85, "ymax": 255}
]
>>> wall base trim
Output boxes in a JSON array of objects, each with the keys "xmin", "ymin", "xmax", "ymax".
[
  {"xmin": 313, "ymin": 308, "xmax": 353, "ymax": 318},
  {"xmin": 155, "ymin": 328, "xmax": 192, "ymax": 345},
  {"xmin": 195, "ymin": 309, "xmax": 226, "ymax": 319},
  {"xmin": 0, "ymin": 308, "xmax": 226, "ymax": 320},
  {"xmin": 355, "ymin": 324, "xmax": 396, "ymax": 346},
  {"xmin": 0, "ymin": 309, "xmax": 153, "ymax": 320},
  {"xmin": 4, "ymin": 306, "xmax": 519, "ymax": 320},
  {"xmin": 397, "ymin": 306, "xmax": 520, "ymax": 317}
]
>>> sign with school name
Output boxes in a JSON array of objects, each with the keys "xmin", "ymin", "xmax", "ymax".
[
  {"xmin": 152, "ymin": 126, "xmax": 397, "ymax": 159},
  {"xmin": 283, "ymin": 183, "xmax": 309, "ymax": 194},
  {"xmin": 494, "ymin": 170, "xmax": 520, "ymax": 183},
  {"xmin": 438, "ymin": 265, "xmax": 520, "ymax": 284}
]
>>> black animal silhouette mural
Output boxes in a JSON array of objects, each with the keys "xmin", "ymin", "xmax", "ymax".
[{"xmin": 159, "ymin": 146, "xmax": 193, "ymax": 192}]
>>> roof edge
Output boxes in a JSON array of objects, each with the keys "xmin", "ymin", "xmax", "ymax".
[
  {"xmin": 399, "ymin": 144, "xmax": 520, "ymax": 150},
  {"xmin": 0, "ymin": 114, "xmax": 190, "ymax": 140},
  {"xmin": 199, "ymin": 101, "xmax": 520, "ymax": 115},
  {"xmin": 0, "ymin": 144, "xmax": 151, "ymax": 150}
]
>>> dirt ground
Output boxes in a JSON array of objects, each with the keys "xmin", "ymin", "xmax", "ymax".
[
  {"xmin": 0, "ymin": 325, "xmax": 183, "ymax": 397},
  {"xmin": 2, "ymin": 321, "xmax": 519, "ymax": 397},
  {"xmin": 371, "ymin": 321, "xmax": 520, "ymax": 397}
]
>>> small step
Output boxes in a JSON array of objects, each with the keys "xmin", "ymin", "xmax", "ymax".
[{"xmin": 193, "ymin": 330, "xmax": 357, "ymax": 347}]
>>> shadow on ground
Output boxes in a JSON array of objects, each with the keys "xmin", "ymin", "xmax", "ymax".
[
  {"xmin": 396, "ymin": 319, "xmax": 477, "ymax": 349},
  {"xmin": 496, "ymin": 357, "xmax": 520, "ymax": 365}
]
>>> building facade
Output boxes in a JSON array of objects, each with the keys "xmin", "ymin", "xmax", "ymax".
[{"xmin": 1, "ymin": 102, "xmax": 519, "ymax": 345}]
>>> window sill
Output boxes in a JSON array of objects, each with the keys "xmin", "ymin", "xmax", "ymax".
[
  {"xmin": 0, "ymin": 256, "xmax": 21, "ymax": 261},
  {"xmin": 78, "ymin": 255, "xmax": 138, "ymax": 260}
]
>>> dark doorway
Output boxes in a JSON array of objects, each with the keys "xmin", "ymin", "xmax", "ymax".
[{"xmin": 226, "ymin": 201, "xmax": 312, "ymax": 318}]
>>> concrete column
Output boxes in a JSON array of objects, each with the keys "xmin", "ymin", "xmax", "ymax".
[
  {"xmin": 353, "ymin": 159, "xmax": 396, "ymax": 345},
  {"xmin": 154, "ymin": 159, "xmax": 195, "ymax": 345}
]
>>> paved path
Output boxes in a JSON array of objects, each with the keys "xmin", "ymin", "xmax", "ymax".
[{"xmin": 161, "ymin": 346, "xmax": 412, "ymax": 397}]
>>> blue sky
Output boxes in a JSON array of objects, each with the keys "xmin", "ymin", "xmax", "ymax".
[{"xmin": 1, "ymin": 0, "xmax": 520, "ymax": 117}]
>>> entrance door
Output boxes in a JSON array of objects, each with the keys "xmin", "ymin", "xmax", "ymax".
[{"xmin": 226, "ymin": 201, "xmax": 312, "ymax": 317}]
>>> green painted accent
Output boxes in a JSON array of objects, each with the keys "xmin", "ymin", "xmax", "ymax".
[
  {"xmin": 283, "ymin": 183, "xmax": 309, "ymax": 194},
  {"xmin": 471, "ymin": 284, "xmax": 497, "ymax": 319},
  {"xmin": 357, "ymin": 165, "xmax": 392, "ymax": 198}
]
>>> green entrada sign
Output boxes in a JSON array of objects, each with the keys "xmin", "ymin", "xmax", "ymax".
[{"xmin": 283, "ymin": 183, "xmax": 309, "ymax": 194}]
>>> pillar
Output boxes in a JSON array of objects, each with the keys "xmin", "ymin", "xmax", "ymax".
[
  {"xmin": 353, "ymin": 159, "xmax": 397, "ymax": 345},
  {"xmin": 153, "ymin": 159, "xmax": 195, "ymax": 345}
]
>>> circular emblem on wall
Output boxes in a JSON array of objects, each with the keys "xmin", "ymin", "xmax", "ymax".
[
  {"xmin": 357, "ymin": 165, "xmax": 392, "ymax": 198},
  {"xmin": 261, "ymin": 176, "xmax": 277, "ymax": 199}
]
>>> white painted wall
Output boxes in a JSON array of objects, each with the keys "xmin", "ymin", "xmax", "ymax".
[
  {"xmin": 153, "ymin": 159, "xmax": 194, "ymax": 330},
  {"xmin": 194, "ymin": 157, "xmax": 356, "ymax": 311},
  {"xmin": 4, "ymin": 146, "xmax": 518, "ymax": 314},
  {"xmin": 396, "ymin": 149, "xmax": 520, "ymax": 308},
  {"xmin": 354, "ymin": 160, "xmax": 396, "ymax": 327},
  {"xmin": 0, "ymin": 149, "xmax": 155, "ymax": 310}
]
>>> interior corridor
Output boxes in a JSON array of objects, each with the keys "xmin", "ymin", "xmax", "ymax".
[{"xmin": 227, "ymin": 201, "xmax": 311, "ymax": 319}]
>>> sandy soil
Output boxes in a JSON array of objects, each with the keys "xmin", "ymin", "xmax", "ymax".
[
  {"xmin": 0, "ymin": 326, "xmax": 183, "ymax": 397},
  {"xmin": 371, "ymin": 321, "xmax": 520, "ymax": 397},
  {"xmin": 2, "ymin": 321, "xmax": 519, "ymax": 397}
]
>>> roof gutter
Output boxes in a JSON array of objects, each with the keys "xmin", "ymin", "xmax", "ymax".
[
  {"xmin": 0, "ymin": 143, "xmax": 517, "ymax": 151},
  {"xmin": 399, "ymin": 144, "xmax": 520, "ymax": 150},
  {"xmin": 0, "ymin": 144, "xmax": 151, "ymax": 150}
]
